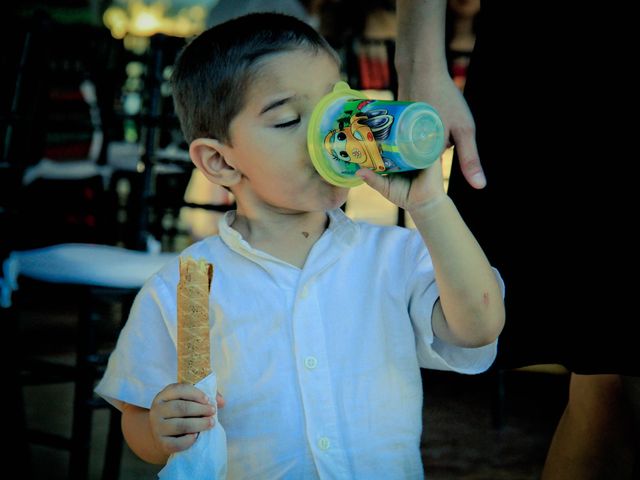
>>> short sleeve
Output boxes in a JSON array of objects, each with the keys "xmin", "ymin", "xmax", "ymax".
[
  {"xmin": 407, "ymin": 230, "xmax": 503, "ymax": 374},
  {"xmin": 95, "ymin": 276, "xmax": 178, "ymax": 410}
]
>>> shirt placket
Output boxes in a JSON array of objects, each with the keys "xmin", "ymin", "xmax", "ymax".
[{"xmin": 292, "ymin": 275, "xmax": 351, "ymax": 478}]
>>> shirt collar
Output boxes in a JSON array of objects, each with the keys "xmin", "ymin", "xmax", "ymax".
[
  {"xmin": 218, "ymin": 208, "xmax": 359, "ymax": 260},
  {"xmin": 326, "ymin": 208, "xmax": 360, "ymax": 246}
]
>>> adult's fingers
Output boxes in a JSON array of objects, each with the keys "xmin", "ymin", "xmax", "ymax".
[{"xmin": 452, "ymin": 127, "xmax": 485, "ymax": 189}]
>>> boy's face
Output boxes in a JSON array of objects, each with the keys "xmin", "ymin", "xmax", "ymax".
[{"xmin": 225, "ymin": 49, "xmax": 348, "ymax": 213}]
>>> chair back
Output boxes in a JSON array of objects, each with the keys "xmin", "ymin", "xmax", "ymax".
[{"xmin": 1, "ymin": 16, "xmax": 124, "ymax": 254}]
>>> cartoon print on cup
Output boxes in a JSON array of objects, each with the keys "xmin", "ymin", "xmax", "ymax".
[{"xmin": 323, "ymin": 102, "xmax": 394, "ymax": 172}]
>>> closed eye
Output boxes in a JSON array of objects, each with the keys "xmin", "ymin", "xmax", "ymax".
[{"xmin": 275, "ymin": 117, "xmax": 301, "ymax": 128}]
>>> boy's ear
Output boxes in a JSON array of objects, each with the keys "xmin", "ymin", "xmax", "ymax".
[{"xmin": 189, "ymin": 138, "xmax": 241, "ymax": 187}]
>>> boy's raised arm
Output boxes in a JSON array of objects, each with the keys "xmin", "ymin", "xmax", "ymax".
[
  {"xmin": 408, "ymin": 195, "xmax": 504, "ymax": 347},
  {"xmin": 357, "ymin": 158, "xmax": 504, "ymax": 348}
]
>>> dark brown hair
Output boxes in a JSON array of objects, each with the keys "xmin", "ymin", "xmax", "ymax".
[{"xmin": 171, "ymin": 13, "xmax": 338, "ymax": 145}]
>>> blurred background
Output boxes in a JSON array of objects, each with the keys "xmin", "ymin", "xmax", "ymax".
[{"xmin": 1, "ymin": 1, "xmax": 570, "ymax": 478}]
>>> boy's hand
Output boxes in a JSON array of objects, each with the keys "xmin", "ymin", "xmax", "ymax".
[
  {"xmin": 356, "ymin": 156, "xmax": 446, "ymax": 213},
  {"xmin": 149, "ymin": 383, "xmax": 224, "ymax": 455}
]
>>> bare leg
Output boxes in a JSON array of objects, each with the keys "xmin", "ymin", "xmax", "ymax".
[{"xmin": 542, "ymin": 373, "xmax": 635, "ymax": 480}]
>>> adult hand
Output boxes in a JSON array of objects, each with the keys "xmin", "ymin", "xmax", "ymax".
[{"xmin": 399, "ymin": 69, "xmax": 485, "ymax": 189}]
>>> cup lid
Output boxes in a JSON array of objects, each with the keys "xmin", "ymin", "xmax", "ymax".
[{"xmin": 307, "ymin": 81, "xmax": 368, "ymax": 188}]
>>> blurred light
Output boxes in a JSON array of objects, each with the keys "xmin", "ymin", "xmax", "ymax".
[{"xmin": 103, "ymin": 0, "xmax": 210, "ymax": 48}]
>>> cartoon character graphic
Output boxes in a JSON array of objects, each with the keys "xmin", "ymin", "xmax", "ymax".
[{"xmin": 324, "ymin": 103, "xmax": 394, "ymax": 172}]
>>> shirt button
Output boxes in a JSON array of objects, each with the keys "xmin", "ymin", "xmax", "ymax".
[
  {"xmin": 304, "ymin": 356, "xmax": 318, "ymax": 369},
  {"xmin": 299, "ymin": 286, "xmax": 309, "ymax": 299},
  {"xmin": 318, "ymin": 437, "xmax": 331, "ymax": 450}
]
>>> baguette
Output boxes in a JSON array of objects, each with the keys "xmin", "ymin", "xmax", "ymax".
[{"xmin": 177, "ymin": 256, "xmax": 213, "ymax": 384}]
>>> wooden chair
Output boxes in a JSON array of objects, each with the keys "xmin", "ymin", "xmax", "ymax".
[
  {"xmin": 1, "ymin": 244, "xmax": 175, "ymax": 479},
  {"xmin": 0, "ymin": 16, "xmax": 171, "ymax": 479}
]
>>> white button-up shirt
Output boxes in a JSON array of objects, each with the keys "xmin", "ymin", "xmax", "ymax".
[{"xmin": 97, "ymin": 209, "xmax": 500, "ymax": 479}]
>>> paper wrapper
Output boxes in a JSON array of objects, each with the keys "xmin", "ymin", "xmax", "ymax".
[{"xmin": 177, "ymin": 256, "xmax": 213, "ymax": 384}]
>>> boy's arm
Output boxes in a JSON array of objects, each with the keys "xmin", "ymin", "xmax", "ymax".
[
  {"xmin": 357, "ymin": 162, "xmax": 504, "ymax": 348},
  {"xmin": 409, "ymin": 195, "xmax": 505, "ymax": 347},
  {"xmin": 121, "ymin": 383, "xmax": 219, "ymax": 465},
  {"xmin": 122, "ymin": 403, "xmax": 171, "ymax": 465}
]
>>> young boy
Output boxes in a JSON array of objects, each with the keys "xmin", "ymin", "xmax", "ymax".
[{"xmin": 96, "ymin": 13, "xmax": 505, "ymax": 478}]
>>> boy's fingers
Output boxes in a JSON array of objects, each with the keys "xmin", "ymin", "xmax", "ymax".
[
  {"xmin": 162, "ymin": 416, "xmax": 214, "ymax": 436},
  {"xmin": 164, "ymin": 399, "xmax": 215, "ymax": 419},
  {"xmin": 216, "ymin": 392, "xmax": 225, "ymax": 409},
  {"xmin": 155, "ymin": 383, "xmax": 210, "ymax": 405},
  {"xmin": 356, "ymin": 168, "xmax": 390, "ymax": 198},
  {"xmin": 160, "ymin": 433, "xmax": 199, "ymax": 454}
]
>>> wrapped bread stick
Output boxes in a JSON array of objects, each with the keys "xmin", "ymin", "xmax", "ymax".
[{"xmin": 177, "ymin": 256, "xmax": 213, "ymax": 384}]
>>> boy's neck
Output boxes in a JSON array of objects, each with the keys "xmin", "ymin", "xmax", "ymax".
[{"xmin": 231, "ymin": 208, "xmax": 330, "ymax": 269}]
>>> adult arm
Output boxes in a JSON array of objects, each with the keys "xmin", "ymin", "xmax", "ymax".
[{"xmin": 395, "ymin": 0, "xmax": 485, "ymax": 188}]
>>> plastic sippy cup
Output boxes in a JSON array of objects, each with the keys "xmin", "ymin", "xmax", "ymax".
[{"xmin": 307, "ymin": 81, "xmax": 445, "ymax": 187}]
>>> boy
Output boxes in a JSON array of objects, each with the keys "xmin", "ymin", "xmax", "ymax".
[{"xmin": 96, "ymin": 13, "xmax": 505, "ymax": 478}]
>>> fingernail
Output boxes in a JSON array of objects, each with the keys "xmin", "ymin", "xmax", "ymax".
[
  {"xmin": 471, "ymin": 172, "xmax": 486, "ymax": 188},
  {"xmin": 203, "ymin": 394, "xmax": 210, "ymax": 404}
]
